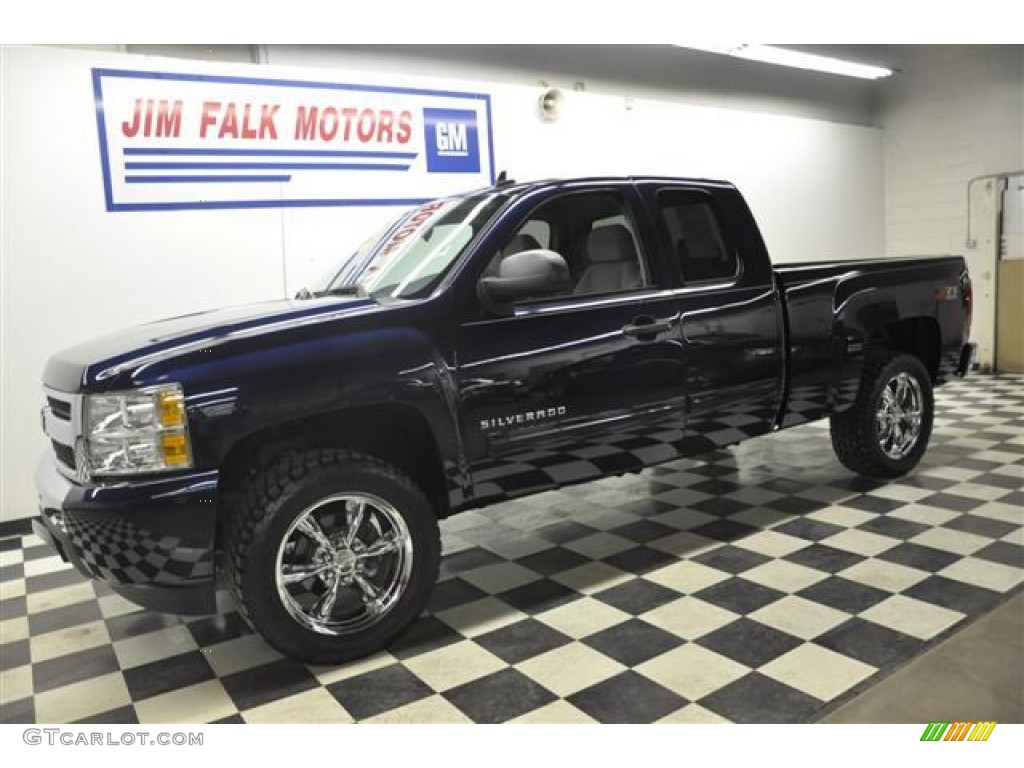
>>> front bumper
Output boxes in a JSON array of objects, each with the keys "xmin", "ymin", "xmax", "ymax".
[{"xmin": 34, "ymin": 453, "xmax": 219, "ymax": 615}]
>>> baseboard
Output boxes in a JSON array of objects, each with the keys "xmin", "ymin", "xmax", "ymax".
[{"xmin": 0, "ymin": 518, "xmax": 33, "ymax": 538}]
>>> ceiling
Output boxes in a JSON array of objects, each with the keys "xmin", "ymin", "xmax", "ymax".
[
  {"xmin": 269, "ymin": 44, "xmax": 884, "ymax": 125},
  {"xmin": 92, "ymin": 44, "xmax": 1018, "ymax": 128}
]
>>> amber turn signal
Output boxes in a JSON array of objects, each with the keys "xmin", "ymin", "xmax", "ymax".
[
  {"xmin": 158, "ymin": 389, "xmax": 186, "ymax": 428},
  {"xmin": 160, "ymin": 432, "xmax": 191, "ymax": 466}
]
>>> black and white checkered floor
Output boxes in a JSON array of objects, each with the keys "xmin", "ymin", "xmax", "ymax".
[{"xmin": 1, "ymin": 375, "xmax": 1021, "ymax": 724}]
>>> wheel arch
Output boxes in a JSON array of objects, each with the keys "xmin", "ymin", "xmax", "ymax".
[
  {"xmin": 217, "ymin": 403, "xmax": 451, "ymax": 541},
  {"xmin": 873, "ymin": 316, "xmax": 942, "ymax": 381}
]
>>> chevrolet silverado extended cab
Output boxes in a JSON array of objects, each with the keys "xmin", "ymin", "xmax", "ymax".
[{"xmin": 35, "ymin": 177, "xmax": 975, "ymax": 663}]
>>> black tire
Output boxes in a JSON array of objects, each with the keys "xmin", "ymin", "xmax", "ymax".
[
  {"xmin": 225, "ymin": 449, "xmax": 440, "ymax": 665},
  {"xmin": 830, "ymin": 352, "xmax": 934, "ymax": 478}
]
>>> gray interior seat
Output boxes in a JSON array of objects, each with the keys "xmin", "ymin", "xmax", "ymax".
[
  {"xmin": 677, "ymin": 235, "xmax": 731, "ymax": 281},
  {"xmin": 674, "ymin": 205, "xmax": 734, "ymax": 282},
  {"xmin": 574, "ymin": 224, "xmax": 642, "ymax": 294}
]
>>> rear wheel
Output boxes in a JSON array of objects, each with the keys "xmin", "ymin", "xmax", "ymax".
[
  {"xmin": 830, "ymin": 352, "xmax": 934, "ymax": 478},
  {"xmin": 225, "ymin": 450, "xmax": 440, "ymax": 664}
]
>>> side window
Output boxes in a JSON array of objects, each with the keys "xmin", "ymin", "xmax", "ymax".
[
  {"xmin": 490, "ymin": 191, "xmax": 650, "ymax": 301},
  {"xmin": 515, "ymin": 219, "xmax": 551, "ymax": 251},
  {"xmin": 483, "ymin": 218, "xmax": 551, "ymax": 280},
  {"xmin": 658, "ymin": 191, "xmax": 737, "ymax": 283}
]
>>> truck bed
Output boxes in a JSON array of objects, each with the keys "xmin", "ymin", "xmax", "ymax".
[{"xmin": 773, "ymin": 254, "xmax": 969, "ymax": 428}]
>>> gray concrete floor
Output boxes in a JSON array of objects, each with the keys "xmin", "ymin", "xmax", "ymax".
[{"xmin": 823, "ymin": 592, "xmax": 1024, "ymax": 723}]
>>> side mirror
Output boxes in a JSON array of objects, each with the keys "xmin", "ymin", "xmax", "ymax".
[{"xmin": 479, "ymin": 249, "xmax": 571, "ymax": 305}]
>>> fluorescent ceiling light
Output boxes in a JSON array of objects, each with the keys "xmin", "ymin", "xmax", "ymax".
[{"xmin": 678, "ymin": 44, "xmax": 893, "ymax": 80}]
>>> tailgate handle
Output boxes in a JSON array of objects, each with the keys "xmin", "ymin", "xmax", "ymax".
[{"xmin": 622, "ymin": 316, "xmax": 674, "ymax": 340}]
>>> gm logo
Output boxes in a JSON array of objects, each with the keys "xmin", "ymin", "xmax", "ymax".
[{"xmin": 423, "ymin": 108, "xmax": 480, "ymax": 173}]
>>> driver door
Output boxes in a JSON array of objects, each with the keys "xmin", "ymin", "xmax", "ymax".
[{"xmin": 454, "ymin": 184, "xmax": 688, "ymax": 506}]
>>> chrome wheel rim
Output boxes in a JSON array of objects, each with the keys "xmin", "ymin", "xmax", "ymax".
[
  {"xmin": 875, "ymin": 372, "xmax": 924, "ymax": 460},
  {"xmin": 274, "ymin": 492, "xmax": 413, "ymax": 636}
]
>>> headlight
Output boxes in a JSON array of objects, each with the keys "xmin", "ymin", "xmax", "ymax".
[{"xmin": 83, "ymin": 384, "xmax": 193, "ymax": 476}]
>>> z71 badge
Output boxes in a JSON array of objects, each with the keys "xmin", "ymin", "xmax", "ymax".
[{"xmin": 480, "ymin": 406, "xmax": 567, "ymax": 430}]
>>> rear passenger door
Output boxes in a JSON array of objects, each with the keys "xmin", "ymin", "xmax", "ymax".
[{"xmin": 639, "ymin": 183, "xmax": 785, "ymax": 452}]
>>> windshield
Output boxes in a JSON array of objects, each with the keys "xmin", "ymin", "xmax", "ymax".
[{"xmin": 318, "ymin": 191, "xmax": 509, "ymax": 300}]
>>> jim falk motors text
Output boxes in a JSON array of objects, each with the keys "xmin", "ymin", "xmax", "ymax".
[{"xmin": 120, "ymin": 99, "xmax": 414, "ymax": 144}]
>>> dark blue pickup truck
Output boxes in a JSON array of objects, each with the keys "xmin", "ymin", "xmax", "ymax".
[{"xmin": 34, "ymin": 177, "xmax": 975, "ymax": 663}]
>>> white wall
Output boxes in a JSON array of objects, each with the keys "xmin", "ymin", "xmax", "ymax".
[
  {"xmin": 880, "ymin": 45, "xmax": 1024, "ymax": 367},
  {"xmin": 1, "ymin": 44, "xmax": 884, "ymax": 523},
  {"xmin": 2, "ymin": 46, "xmax": 286, "ymax": 526}
]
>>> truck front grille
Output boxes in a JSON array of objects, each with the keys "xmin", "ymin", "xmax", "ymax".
[
  {"xmin": 51, "ymin": 439, "xmax": 76, "ymax": 470},
  {"xmin": 47, "ymin": 396, "xmax": 72, "ymax": 421},
  {"xmin": 42, "ymin": 387, "xmax": 83, "ymax": 481}
]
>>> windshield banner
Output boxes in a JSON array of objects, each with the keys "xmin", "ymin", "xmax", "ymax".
[{"xmin": 92, "ymin": 68, "xmax": 496, "ymax": 212}]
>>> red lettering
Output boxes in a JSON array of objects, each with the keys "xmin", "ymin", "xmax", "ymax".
[
  {"xmin": 341, "ymin": 107, "xmax": 358, "ymax": 141},
  {"xmin": 376, "ymin": 110, "xmax": 394, "ymax": 143},
  {"xmin": 218, "ymin": 104, "xmax": 239, "ymax": 139},
  {"xmin": 295, "ymin": 106, "xmax": 318, "ymax": 140},
  {"xmin": 143, "ymin": 99, "xmax": 154, "ymax": 137},
  {"xmin": 380, "ymin": 227, "xmax": 413, "ymax": 255},
  {"xmin": 396, "ymin": 110, "xmax": 412, "ymax": 144},
  {"xmin": 291, "ymin": 105, "xmax": 410, "ymax": 143},
  {"xmin": 200, "ymin": 101, "xmax": 221, "ymax": 138},
  {"xmin": 240, "ymin": 104, "xmax": 258, "ymax": 139},
  {"xmin": 379, "ymin": 201, "xmax": 448, "ymax": 255},
  {"xmin": 155, "ymin": 100, "xmax": 182, "ymax": 137},
  {"xmin": 356, "ymin": 109, "xmax": 376, "ymax": 142},
  {"xmin": 122, "ymin": 99, "xmax": 142, "ymax": 137},
  {"xmin": 319, "ymin": 107, "xmax": 339, "ymax": 141},
  {"xmin": 260, "ymin": 104, "xmax": 280, "ymax": 140}
]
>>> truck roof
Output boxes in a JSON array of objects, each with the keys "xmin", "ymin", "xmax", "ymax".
[{"xmin": 467, "ymin": 175, "xmax": 739, "ymax": 198}]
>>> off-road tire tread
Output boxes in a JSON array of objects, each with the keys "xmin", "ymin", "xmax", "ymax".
[
  {"xmin": 830, "ymin": 351, "xmax": 932, "ymax": 478},
  {"xmin": 224, "ymin": 449, "xmax": 440, "ymax": 654}
]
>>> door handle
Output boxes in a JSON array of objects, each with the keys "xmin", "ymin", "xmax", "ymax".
[{"xmin": 622, "ymin": 316, "xmax": 675, "ymax": 340}]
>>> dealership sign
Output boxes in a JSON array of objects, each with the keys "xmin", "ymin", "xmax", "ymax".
[{"xmin": 91, "ymin": 69, "xmax": 496, "ymax": 211}]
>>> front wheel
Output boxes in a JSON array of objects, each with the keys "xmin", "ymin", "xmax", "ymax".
[
  {"xmin": 225, "ymin": 450, "xmax": 440, "ymax": 665},
  {"xmin": 830, "ymin": 352, "xmax": 935, "ymax": 478}
]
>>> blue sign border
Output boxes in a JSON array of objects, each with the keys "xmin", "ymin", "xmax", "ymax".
[{"xmin": 92, "ymin": 68, "xmax": 497, "ymax": 212}]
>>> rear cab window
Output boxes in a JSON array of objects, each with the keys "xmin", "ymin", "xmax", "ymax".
[{"xmin": 657, "ymin": 190, "xmax": 739, "ymax": 284}]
